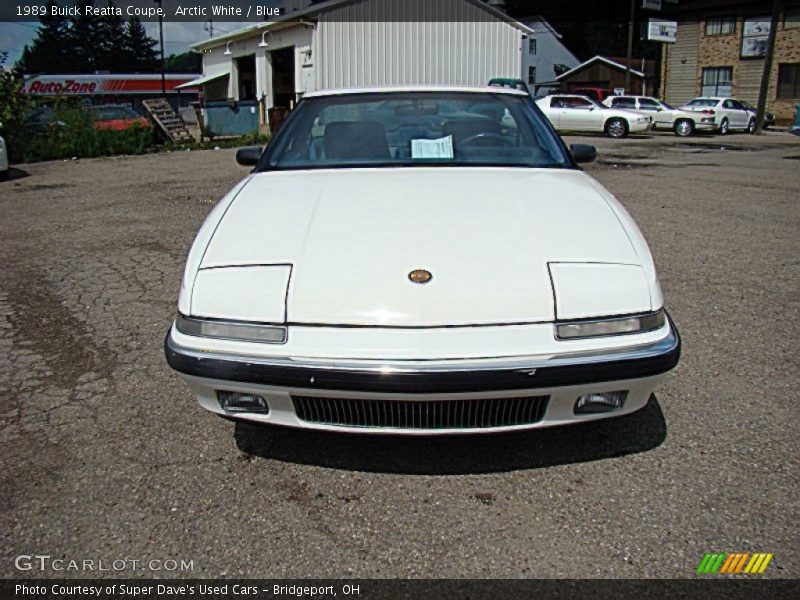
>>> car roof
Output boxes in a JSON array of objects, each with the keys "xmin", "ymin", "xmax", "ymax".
[{"xmin": 303, "ymin": 85, "xmax": 529, "ymax": 98}]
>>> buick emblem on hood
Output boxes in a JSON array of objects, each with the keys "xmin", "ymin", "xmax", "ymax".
[{"xmin": 408, "ymin": 269, "xmax": 432, "ymax": 284}]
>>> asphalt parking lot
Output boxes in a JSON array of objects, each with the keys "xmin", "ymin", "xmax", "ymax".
[{"xmin": 1, "ymin": 131, "xmax": 798, "ymax": 579}]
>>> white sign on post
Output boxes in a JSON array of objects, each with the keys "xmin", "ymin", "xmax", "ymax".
[{"xmin": 647, "ymin": 18, "xmax": 677, "ymax": 43}]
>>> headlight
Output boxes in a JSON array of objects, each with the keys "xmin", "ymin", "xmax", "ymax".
[
  {"xmin": 176, "ymin": 314, "xmax": 287, "ymax": 343},
  {"xmin": 555, "ymin": 309, "xmax": 665, "ymax": 340}
]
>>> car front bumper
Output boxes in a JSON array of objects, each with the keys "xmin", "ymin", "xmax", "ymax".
[{"xmin": 165, "ymin": 316, "xmax": 680, "ymax": 435}]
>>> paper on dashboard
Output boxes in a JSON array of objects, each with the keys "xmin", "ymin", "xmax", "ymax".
[{"xmin": 411, "ymin": 136, "xmax": 454, "ymax": 159}]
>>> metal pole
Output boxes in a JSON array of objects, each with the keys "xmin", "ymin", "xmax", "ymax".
[
  {"xmin": 155, "ymin": 0, "xmax": 166, "ymax": 96},
  {"xmin": 754, "ymin": 0, "xmax": 781, "ymax": 134},
  {"xmin": 624, "ymin": 0, "xmax": 635, "ymax": 93}
]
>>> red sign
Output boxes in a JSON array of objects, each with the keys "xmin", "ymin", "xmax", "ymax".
[{"xmin": 23, "ymin": 75, "xmax": 198, "ymax": 95}]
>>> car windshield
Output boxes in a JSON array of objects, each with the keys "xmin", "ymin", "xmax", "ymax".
[
  {"xmin": 658, "ymin": 100, "xmax": 675, "ymax": 110},
  {"xmin": 686, "ymin": 99, "xmax": 719, "ymax": 108},
  {"xmin": 90, "ymin": 106, "xmax": 140, "ymax": 120},
  {"xmin": 258, "ymin": 91, "xmax": 570, "ymax": 171}
]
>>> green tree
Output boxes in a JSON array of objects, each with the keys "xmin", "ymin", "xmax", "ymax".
[
  {"xmin": 0, "ymin": 71, "xmax": 33, "ymax": 162},
  {"xmin": 14, "ymin": 0, "xmax": 161, "ymax": 74},
  {"xmin": 165, "ymin": 52, "xmax": 202, "ymax": 73},
  {"xmin": 123, "ymin": 16, "xmax": 159, "ymax": 72},
  {"xmin": 15, "ymin": 0, "xmax": 77, "ymax": 74},
  {"xmin": 70, "ymin": 0, "xmax": 104, "ymax": 72},
  {"xmin": 96, "ymin": 1, "xmax": 129, "ymax": 72}
]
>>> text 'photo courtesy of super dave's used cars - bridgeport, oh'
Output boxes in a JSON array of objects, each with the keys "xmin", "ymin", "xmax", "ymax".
[{"xmin": 165, "ymin": 87, "xmax": 680, "ymax": 435}]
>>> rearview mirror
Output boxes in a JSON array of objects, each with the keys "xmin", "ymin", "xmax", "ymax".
[
  {"xmin": 570, "ymin": 144, "xmax": 596, "ymax": 164},
  {"xmin": 236, "ymin": 146, "xmax": 262, "ymax": 166}
]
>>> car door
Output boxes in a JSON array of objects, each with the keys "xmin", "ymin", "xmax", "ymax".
[
  {"xmin": 728, "ymin": 100, "xmax": 750, "ymax": 129},
  {"xmin": 539, "ymin": 97, "xmax": 564, "ymax": 128},
  {"xmin": 721, "ymin": 99, "xmax": 742, "ymax": 128},
  {"xmin": 561, "ymin": 97, "xmax": 601, "ymax": 131},
  {"xmin": 637, "ymin": 97, "xmax": 667, "ymax": 127}
]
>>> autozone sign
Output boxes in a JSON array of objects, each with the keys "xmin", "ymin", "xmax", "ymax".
[
  {"xmin": 27, "ymin": 79, "xmax": 99, "ymax": 94},
  {"xmin": 22, "ymin": 75, "xmax": 199, "ymax": 95}
]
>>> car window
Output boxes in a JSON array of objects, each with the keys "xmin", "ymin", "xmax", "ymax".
[
  {"xmin": 686, "ymin": 98, "xmax": 719, "ymax": 108},
  {"xmin": 90, "ymin": 106, "xmax": 140, "ymax": 120},
  {"xmin": 564, "ymin": 97, "xmax": 594, "ymax": 109},
  {"xmin": 638, "ymin": 98, "xmax": 660, "ymax": 111},
  {"xmin": 260, "ymin": 92, "xmax": 571, "ymax": 171},
  {"xmin": 611, "ymin": 97, "xmax": 636, "ymax": 109},
  {"xmin": 722, "ymin": 100, "xmax": 735, "ymax": 109},
  {"xmin": 729, "ymin": 100, "xmax": 744, "ymax": 110}
]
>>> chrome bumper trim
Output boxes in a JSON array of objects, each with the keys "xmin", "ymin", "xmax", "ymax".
[{"xmin": 165, "ymin": 315, "xmax": 680, "ymax": 394}]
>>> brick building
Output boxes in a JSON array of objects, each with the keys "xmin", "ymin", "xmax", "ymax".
[{"xmin": 661, "ymin": 0, "xmax": 800, "ymax": 124}]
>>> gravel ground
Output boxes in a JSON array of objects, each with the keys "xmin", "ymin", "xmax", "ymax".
[{"xmin": 1, "ymin": 131, "xmax": 798, "ymax": 579}]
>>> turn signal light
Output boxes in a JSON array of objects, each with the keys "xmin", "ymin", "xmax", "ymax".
[
  {"xmin": 217, "ymin": 391, "xmax": 269, "ymax": 414},
  {"xmin": 574, "ymin": 391, "xmax": 628, "ymax": 414}
]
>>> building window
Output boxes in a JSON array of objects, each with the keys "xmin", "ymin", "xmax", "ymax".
[
  {"xmin": 705, "ymin": 15, "xmax": 736, "ymax": 35},
  {"xmin": 529, "ymin": 38, "xmax": 537, "ymax": 55},
  {"xmin": 777, "ymin": 64, "xmax": 800, "ymax": 98},
  {"xmin": 528, "ymin": 66, "xmax": 536, "ymax": 84},
  {"xmin": 701, "ymin": 67, "xmax": 733, "ymax": 96},
  {"xmin": 785, "ymin": 7, "xmax": 800, "ymax": 29},
  {"xmin": 741, "ymin": 16, "xmax": 771, "ymax": 57}
]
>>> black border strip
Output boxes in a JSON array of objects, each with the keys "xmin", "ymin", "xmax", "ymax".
[{"xmin": 164, "ymin": 317, "xmax": 681, "ymax": 394}]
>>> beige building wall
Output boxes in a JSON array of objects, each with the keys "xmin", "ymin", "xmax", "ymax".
[{"xmin": 664, "ymin": 8, "xmax": 800, "ymax": 124}]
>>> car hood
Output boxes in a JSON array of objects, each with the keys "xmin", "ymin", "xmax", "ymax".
[{"xmin": 199, "ymin": 168, "xmax": 642, "ymax": 326}]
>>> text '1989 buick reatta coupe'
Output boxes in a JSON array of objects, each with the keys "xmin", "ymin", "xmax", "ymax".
[{"xmin": 165, "ymin": 86, "xmax": 680, "ymax": 435}]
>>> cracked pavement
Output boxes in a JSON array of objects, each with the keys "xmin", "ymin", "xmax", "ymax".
[{"xmin": 1, "ymin": 133, "xmax": 798, "ymax": 579}]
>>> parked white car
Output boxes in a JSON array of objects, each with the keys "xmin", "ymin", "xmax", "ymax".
[
  {"xmin": 602, "ymin": 95, "xmax": 716, "ymax": 136},
  {"xmin": 0, "ymin": 134, "xmax": 8, "ymax": 179},
  {"xmin": 680, "ymin": 97, "xmax": 756, "ymax": 134},
  {"xmin": 165, "ymin": 86, "xmax": 680, "ymax": 435},
  {"xmin": 535, "ymin": 94, "xmax": 652, "ymax": 138}
]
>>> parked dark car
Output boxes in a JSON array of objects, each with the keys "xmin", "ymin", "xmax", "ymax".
[
  {"xmin": 740, "ymin": 101, "xmax": 775, "ymax": 128},
  {"xmin": 24, "ymin": 106, "xmax": 63, "ymax": 134}
]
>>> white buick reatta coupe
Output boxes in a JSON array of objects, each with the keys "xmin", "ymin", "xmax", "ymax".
[{"xmin": 165, "ymin": 86, "xmax": 680, "ymax": 434}]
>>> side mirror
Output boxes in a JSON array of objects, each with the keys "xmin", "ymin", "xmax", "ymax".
[
  {"xmin": 570, "ymin": 143, "xmax": 596, "ymax": 164},
  {"xmin": 236, "ymin": 146, "xmax": 262, "ymax": 166}
]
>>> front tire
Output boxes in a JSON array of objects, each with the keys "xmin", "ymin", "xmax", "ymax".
[
  {"xmin": 605, "ymin": 118, "xmax": 628, "ymax": 138},
  {"xmin": 719, "ymin": 118, "xmax": 729, "ymax": 135},
  {"xmin": 674, "ymin": 119, "xmax": 694, "ymax": 137},
  {"xmin": 748, "ymin": 117, "xmax": 756, "ymax": 134}
]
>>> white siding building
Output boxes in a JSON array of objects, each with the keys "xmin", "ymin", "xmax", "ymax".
[
  {"xmin": 186, "ymin": 0, "xmax": 532, "ymax": 128},
  {"xmin": 518, "ymin": 16, "xmax": 580, "ymax": 97}
]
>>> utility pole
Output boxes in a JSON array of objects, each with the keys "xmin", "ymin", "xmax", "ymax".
[
  {"xmin": 754, "ymin": 0, "xmax": 781, "ymax": 134},
  {"xmin": 205, "ymin": 19, "xmax": 214, "ymax": 38},
  {"xmin": 154, "ymin": 0, "xmax": 166, "ymax": 96},
  {"xmin": 624, "ymin": 0, "xmax": 636, "ymax": 93}
]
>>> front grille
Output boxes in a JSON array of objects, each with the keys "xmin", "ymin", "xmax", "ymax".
[{"xmin": 292, "ymin": 395, "xmax": 549, "ymax": 429}]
